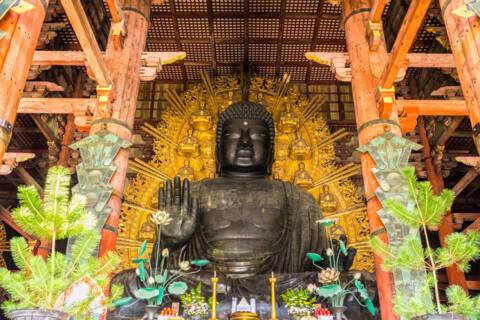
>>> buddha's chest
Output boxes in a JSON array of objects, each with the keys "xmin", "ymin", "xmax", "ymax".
[{"xmin": 197, "ymin": 180, "xmax": 287, "ymax": 234}]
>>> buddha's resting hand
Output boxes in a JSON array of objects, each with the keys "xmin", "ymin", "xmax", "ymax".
[{"xmin": 158, "ymin": 176, "xmax": 198, "ymax": 246}]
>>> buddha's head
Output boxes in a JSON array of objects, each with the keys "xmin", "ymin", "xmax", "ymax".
[{"xmin": 216, "ymin": 101, "xmax": 275, "ymax": 177}]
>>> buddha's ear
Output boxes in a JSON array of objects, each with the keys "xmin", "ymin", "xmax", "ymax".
[
  {"xmin": 266, "ymin": 144, "xmax": 275, "ymax": 175},
  {"xmin": 215, "ymin": 144, "xmax": 222, "ymax": 174}
]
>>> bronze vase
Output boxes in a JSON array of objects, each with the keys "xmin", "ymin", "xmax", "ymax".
[
  {"xmin": 144, "ymin": 305, "xmax": 161, "ymax": 320},
  {"xmin": 330, "ymin": 306, "xmax": 347, "ymax": 320}
]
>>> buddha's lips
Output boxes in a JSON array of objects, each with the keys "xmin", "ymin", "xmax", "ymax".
[{"xmin": 236, "ymin": 148, "xmax": 254, "ymax": 157}]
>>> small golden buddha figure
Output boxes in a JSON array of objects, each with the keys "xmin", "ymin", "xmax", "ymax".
[
  {"xmin": 278, "ymin": 104, "xmax": 300, "ymax": 134},
  {"xmin": 190, "ymin": 102, "xmax": 213, "ymax": 131},
  {"xmin": 178, "ymin": 159, "xmax": 194, "ymax": 181},
  {"xmin": 178, "ymin": 128, "xmax": 201, "ymax": 158},
  {"xmin": 289, "ymin": 132, "xmax": 312, "ymax": 160},
  {"xmin": 138, "ymin": 215, "xmax": 157, "ymax": 242},
  {"xmin": 319, "ymin": 185, "xmax": 338, "ymax": 213},
  {"xmin": 293, "ymin": 162, "xmax": 313, "ymax": 188}
]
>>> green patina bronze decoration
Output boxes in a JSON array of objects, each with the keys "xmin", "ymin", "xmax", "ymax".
[
  {"xmin": 69, "ymin": 130, "xmax": 131, "ymax": 254},
  {"xmin": 358, "ymin": 131, "xmax": 434, "ymax": 315}
]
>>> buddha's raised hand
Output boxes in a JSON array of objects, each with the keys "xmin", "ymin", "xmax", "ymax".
[{"xmin": 157, "ymin": 176, "xmax": 198, "ymax": 246}]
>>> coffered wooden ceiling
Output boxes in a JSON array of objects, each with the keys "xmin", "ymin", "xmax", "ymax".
[{"xmin": 43, "ymin": 0, "xmax": 445, "ymax": 84}]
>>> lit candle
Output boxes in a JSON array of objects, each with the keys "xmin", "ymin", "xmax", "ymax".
[
  {"xmin": 210, "ymin": 270, "xmax": 218, "ymax": 320},
  {"xmin": 269, "ymin": 272, "xmax": 277, "ymax": 320}
]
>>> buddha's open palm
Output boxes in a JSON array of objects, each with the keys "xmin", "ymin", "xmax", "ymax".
[{"xmin": 158, "ymin": 176, "xmax": 197, "ymax": 246}]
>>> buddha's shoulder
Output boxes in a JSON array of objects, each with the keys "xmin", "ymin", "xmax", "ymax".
[{"xmin": 281, "ymin": 180, "xmax": 317, "ymax": 203}]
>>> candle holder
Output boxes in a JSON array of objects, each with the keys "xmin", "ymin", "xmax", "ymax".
[
  {"xmin": 209, "ymin": 271, "xmax": 218, "ymax": 320},
  {"xmin": 269, "ymin": 272, "xmax": 277, "ymax": 320}
]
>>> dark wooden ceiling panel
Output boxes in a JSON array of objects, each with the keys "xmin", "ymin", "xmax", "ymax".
[
  {"xmin": 216, "ymin": 43, "xmax": 244, "ymax": 63},
  {"xmin": 317, "ymin": 18, "xmax": 344, "ymax": 40},
  {"xmin": 250, "ymin": 0, "xmax": 282, "ymax": 13},
  {"xmin": 321, "ymin": 1, "xmax": 342, "ymax": 15},
  {"xmin": 281, "ymin": 44, "xmax": 311, "ymax": 62},
  {"xmin": 283, "ymin": 18, "xmax": 316, "ymax": 39},
  {"xmin": 178, "ymin": 18, "xmax": 210, "ymax": 38},
  {"xmin": 248, "ymin": 18, "xmax": 280, "ymax": 38},
  {"xmin": 212, "ymin": 0, "xmax": 244, "ymax": 13},
  {"xmin": 309, "ymin": 66, "xmax": 336, "ymax": 82},
  {"xmin": 149, "ymin": 17, "xmax": 176, "ymax": 38},
  {"xmin": 285, "ymin": 0, "xmax": 319, "ymax": 14},
  {"xmin": 248, "ymin": 43, "xmax": 278, "ymax": 63},
  {"xmin": 280, "ymin": 66, "xmax": 308, "ymax": 81},
  {"xmin": 174, "ymin": 0, "xmax": 208, "ymax": 12},
  {"xmin": 157, "ymin": 65, "xmax": 184, "ymax": 80},
  {"xmin": 213, "ymin": 18, "xmax": 245, "ymax": 38},
  {"xmin": 183, "ymin": 42, "xmax": 213, "ymax": 62}
]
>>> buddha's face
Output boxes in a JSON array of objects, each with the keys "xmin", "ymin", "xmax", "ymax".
[{"xmin": 219, "ymin": 119, "xmax": 272, "ymax": 175}]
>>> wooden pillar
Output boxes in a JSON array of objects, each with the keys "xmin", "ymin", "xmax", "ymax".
[
  {"xmin": 343, "ymin": 1, "xmax": 398, "ymax": 319},
  {"xmin": 439, "ymin": 0, "xmax": 480, "ymax": 154},
  {"xmin": 418, "ymin": 117, "xmax": 468, "ymax": 291},
  {"xmin": 97, "ymin": 0, "xmax": 150, "ymax": 256},
  {"xmin": 0, "ymin": 0, "xmax": 50, "ymax": 162},
  {"xmin": 0, "ymin": 11, "xmax": 19, "ymax": 68}
]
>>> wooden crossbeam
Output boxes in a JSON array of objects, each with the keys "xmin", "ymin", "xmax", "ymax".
[
  {"xmin": 380, "ymin": 0, "xmax": 432, "ymax": 88},
  {"xmin": 32, "ymin": 50, "xmax": 186, "ymax": 67},
  {"xmin": 59, "ymin": 0, "xmax": 112, "ymax": 86},
  {"xmin": 32, "ymin": 50, "xmax": 86, "ymax": 66},
  {"xmin": 30, "ymin": 114, "xmax": 59, "ymax": 143},
  {"xmin": 465, "ymin": 217, "xmax": 480, "ymax": 232},
  {"xmin": 396, "ymin": 100, "xmax": 468, "ymax": 116},
  {"xmin": 15, "ymin": 166, "xmax": 44, "ymax": 197},
  {"xmin": 18, "ymin": 97, "xmax": 96, "ymax": 114},
  {"xmin": 436, "ymin": 117, "xmax": 464, "ymax": 147},
  {"xmin": 306, "ymin": 52, "xmax": 456, "ymax": 69},
  {"xmin": 452, "ymin": 168, "xmax": 479, "ymax": 196},
  {"xmin": 0, "ymin": 205, "xmax": 35, "ymax": 241}
]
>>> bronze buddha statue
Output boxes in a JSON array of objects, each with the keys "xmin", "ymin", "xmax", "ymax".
[
  {"xmin": 158, "ymin": 101, "xmax": 327, "ymax": 277},
  {"xmin": 109, "ymin": 101, "xmax": 350, "ymax": 319}
]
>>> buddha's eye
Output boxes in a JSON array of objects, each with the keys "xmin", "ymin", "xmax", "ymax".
[
  {"xmin": 223, "ymin": 130, "xmax": 241, "ymax": 138},
  {"xmin": 250, "ymin": 130, "xmax": 268, "ymax": 138}
]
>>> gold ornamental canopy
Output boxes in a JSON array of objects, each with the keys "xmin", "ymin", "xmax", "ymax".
[{"xmin": 118, "ymin": 71, "xmax": 373, "ymax": 273}]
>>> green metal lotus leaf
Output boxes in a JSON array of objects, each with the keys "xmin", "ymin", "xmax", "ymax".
[
  {"xmin": 306, "ymin": 252, "xmax": 323, "ymax": 262},
  {"xmin": 354, "ymin": 280, "xmax": 376, "ymax": 315},
  {"xmin": 132, "ymin": 258, "xmax": 147, "ymax": 263},
  {"xmin": 316, "ymin": 284, "xmax": 342, "ymax": 298},
  {"xmin": 138, "ymin": 263, "xmax": 146, "ymax": 282},
  {"xmin": 155, "ymin": 270, "xmax": 168, "ymax": 284},
  {"xmin": 365, "ymin": 298, "xmax": 376, "ymax": 315},
  {"xmin": 113, "ymin": 297, "xmax": 134, "ymax": 307},
  {"xmin": 138, "ymin": 240, "xmax": 147, "ymax": 257},
  {"xmin": 156, "ymin": 287, "xmax": 164, "ymax": 305},
  {"xmin": 168, "ymin": 281, "xmax": 188, "ymax": 295},
  {"xmin": 339, "ymin": 240, "xmax": 348, "ymax": 256},
  {"xmin": 317, "ymin": 219, "xmax": 335, "ymax": 227},
  {"xmin": 191, "ymin": 259, "xmax": 210, "ymax": 267},
  {"xmin": 134, "ymin": 287, "xmax": 159, "ymax": 300}
]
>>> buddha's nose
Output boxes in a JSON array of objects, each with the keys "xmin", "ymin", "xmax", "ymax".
[{"xmin": 239, "ymin": 129, "xmax": 253, "ymax": 147}]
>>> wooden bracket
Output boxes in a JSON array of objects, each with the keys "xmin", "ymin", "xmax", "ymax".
[
  {"xmin": 368, "ymin": 20, "xmax": 383, "ymax": 51},
  {"xmin": 139, "ymin": 52, "xmax": 187, "ymax": 81},
  {"xmin": 96, "ymin": 85, "xmax": 114, "ymax": 118},
  {"xmin": 376, "ymin": 86, "xmax": 395, "ymax": 118},
  {"xmin": 111, "ymin": 19, "xmax": 126, "ymax": 50},
  {"xmin": 398, "ymin": 105, "xmax": 420, "ymax": 133},
  {"xmin": 0, "ymin": 152, "xmax": 35, "ymax": 176}
]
